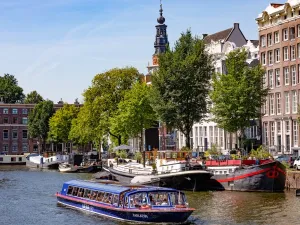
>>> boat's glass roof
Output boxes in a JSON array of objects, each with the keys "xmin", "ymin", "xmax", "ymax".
[{"xmin": 65, "ymin": 180, "xmax": 130, "ymax": 194}]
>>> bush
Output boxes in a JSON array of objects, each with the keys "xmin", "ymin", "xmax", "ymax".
[
  {"xmin": 205, "ymin": 144, "xmax": 221, "ymax": 158},
  {"xmin": 249, "ymin": 145, "xmax": 270, "ymax": 159},
  {"xmin": 134, "ymin": 152, "xmax": 142, "ymax": 162},
  {"xmin": 116, "ymin": 150, "xmax": 128, "ymax": 159},
  {"xmin": 180, "ymin": 146, "xmax": 191, "ymax": 151}
]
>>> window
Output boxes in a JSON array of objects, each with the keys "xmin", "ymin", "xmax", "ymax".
[
  {"xmin": 292, "ymin": 91, "xmax": 297, "ymax": 113},
  {"xmin": 284, "ymin": 67, "xmax": 290, "ymax": 85},
  {"xmin": 268, "ymin": 50, "xmax": 273, "ymax": 65},
  {"xmin": 290, "ymin": 27, "xmax": 296, "ymax": 40},
  {"xmin": 3, "ymin": 108, "xmax": 8, "ymax": 114},
  {"xmin": 284, "ymin": 47, "xmax": 289, "ymax": 61},
  {"xmin": 33, "ymin": 145, "xmax": 38, "ymax": 152},
  {"xmin": 12, "ymin": 117, "xmax": 18, "ymax": 124},
  {"xmin": 2, "ymin": 144, "xmax": 8, "ymax": 152},
  {"xmin": 276, "ymin": 93, "xmax": 281, "ymax": 115},
  {"xmin": 264, "ymin": 123, "xmax": 268, "ymax": 145},
  {"xmin": 22, "ymin": 144, "xmax": 28, "ymax": 152},
  {"xmin": 274, "ymin": 31, "xmax": 279, "ymax": 43},
  {"xmin": 12, "ymin": 130, "xmax": 18, "ymax": 139},
  {"xmin": 261, "ymin": 52, "xmax": 266, "ymax": 65},
  {"xmin": 291, "ymin": 46, "xmax": 296, "ymax": 60},
  {"xmin": 292, "ymin": 65, "xmax": 297, "ymax": 85},
  {"xmin": 275, "ymin": 69, "xmax": 280, "ymax": 86},
  {"xmin": 264, "ymin": 99, "xmax": 268, "ymax": 115},
  {"xmin": 3, "ymin": 117, "xmax": 8, "ymax": 124},
  {"xmin": 277, "ymin": 121, "xmax": 281, "ymax": 133},
  {"xmin": 3, "ymin": 130, "xmax": 8, "ymax": 140},
  {"xmin": 267, "ymin": 33, "xmax": 272, "ymax": 46},
  {"xmin": 12, "ymin": 144, "xmax": 17, "ymax": 152},
  {"xmin": 270, "ymin": 94, "xmax": 275, "ymax": 115},
  {"xmin": 283, "ymin": 29, "xmax": 288, "ymax": 41},
  {"xmin": 268, "ymin": 70, "xmax": 274, "ymax": 88},
  {"xmin": 22, "ymin": 130, "xmax": 28, "ymax": 139},
  {"xmin": 294, "ymin": 120, "xmax": 298, "ymax": 146},
  {"xmin": 22, "ymin": 109, "xmax": 28, "ymax": 114},
  {"xmin": 298, "ymin": 25, "xmax": 300, "ymax": 37},
  {"xmin": 286, "ymin": 121, "xmax": 290, "ymax": 133},
  {"xmin": 260, "ymin": 35, "xmax": 266, "ymax": 47},
  {"xmin": 275, "ymin": 49, "xmax": 280, "ymax": 62},
  {"xmin": 263, "ymin": 72, "xmax": 267, "ymax": 87},
  {"xmin": 12, "ymin": 109, "xmax": 18, "ymax": 114},
  {"xmin": 22, "ymin": 117, "xmax": 28, "ymax": 125},
  {"xmin": 285, "ymin": 92, "xmax": 290, "ymax": 114},
  {"xmin": 271, "ymin": 122, "xmax": 275, "ymax": 146}
]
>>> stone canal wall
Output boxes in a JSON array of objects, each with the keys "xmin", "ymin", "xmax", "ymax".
[{"xmin": 286, "ymin": 171, "xmax": 300, "ymax": 189}]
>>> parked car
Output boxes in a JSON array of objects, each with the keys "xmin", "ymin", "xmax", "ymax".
[
  {"xmin": 293, "ymin": 156, "xmax": 300, "ymax": 170},
  {"xmin": 276, "ymin": 155, "xmax": 297, "ymax": 168}
]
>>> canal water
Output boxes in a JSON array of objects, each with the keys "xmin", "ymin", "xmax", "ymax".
[{"xmin": 0, "ymin": 166, "xmax": 299, "ymax": 225}]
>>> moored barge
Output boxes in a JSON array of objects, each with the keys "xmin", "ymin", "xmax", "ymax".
[{"xmin": 56, "ymin": 180, "xmax": 195, "ymax": 223}]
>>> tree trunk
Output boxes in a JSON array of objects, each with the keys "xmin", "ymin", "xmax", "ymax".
[
  {"xmin": 109, "ymin": 131, "xmax": 122, "ymax": 146},
  {"xmin": 185, "ymin": 128, "xmax": 191, "ymax": 149},
  {"xmin": 98, "ymin": 139, "xmax": 102, "ymax": 161}
]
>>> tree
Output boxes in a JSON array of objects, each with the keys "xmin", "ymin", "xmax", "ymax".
[
  {"xmin": 151, "ymin": 30, "xmax": 214, "ymax": 148},
  {"xmin": 210, "ymin": 49, "xmax": 268, "ymax": 143},
  {"xmin": 28, "ymin": 100, "xmax": 54, "ymax": 152},
  {"xmin": 48, "ymin": 104, "xmax": 79, "ymax": 143},
  {"xmin": 83, "ymin": 67, "xmax": 141, "ymax": 145},
  {"xmin": 0, "ymin": 74, "xmax": 24, "ymax": 103},
  {"xmin": 110, "ymin": 82, "xmax": 157, "ymax": 151},
  {"xmin": 24, "ymin": 91, "xmax": 44, "ymax": 104}
]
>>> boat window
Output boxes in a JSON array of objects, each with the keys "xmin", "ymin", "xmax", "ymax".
[
  {"xmin": 169, "ymin": 192, "xmax": 185, "ymax": 206},
  {"xmin": 129, "ymin": 192, "xmax": 148, "ymax": 208},
  {"xmin": 83, "ymin": 189, "xmax": 91, "ymax": 198},
  {"xmin": 172, "ymin": 152, "xmax": 177, "ymax": 159},
  {"xmin": 96, "ymin": 192, "xmax": 104, "ymax": 202},
  {"xmin": 149, "ymin": 192, "xmax": 169, "ymax": 206},
  {"xmin": 103, "ymin": 193, "xmax": 113, "ymax": 204},
  {"xmin": 166, "ymin": 152, "xmax": 171, "ymax": 159},
  {"xmin": 67, "ymin": 186, "xmax": 73, "ymax": 195},
  {"xmin": 77, "ymin": 188, "xmax": 84, "ymax": 197},
  {"xmin": 72, "ymin": 187, "xmax": 79, "ymax": 196},
  {"xmin": 90, "ymin": 191, "xmax": 98, "ymax": 200},
  {"xmin": 112, "ymin": 194, "xmax": 119, "ymax": 206}
]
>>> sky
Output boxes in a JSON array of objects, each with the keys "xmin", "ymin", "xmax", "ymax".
[{"xmin": 0, "ymin": 0, "xmax": 280, "ymax": 103}]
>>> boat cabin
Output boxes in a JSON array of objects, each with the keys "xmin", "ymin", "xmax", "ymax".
[{"xmin": 61, "ymin": 180, "xmax": 187, "ymax": 208}]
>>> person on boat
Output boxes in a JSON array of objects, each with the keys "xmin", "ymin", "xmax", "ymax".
[
  {"xmin": 149, "ymin": 195, "xmax": 155, "ymax": 205},
  {"xmin": 161, "ymin": 198, "xmax": 168, "ymax": 206}
]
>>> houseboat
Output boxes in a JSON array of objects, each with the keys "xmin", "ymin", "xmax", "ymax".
[
  {"xmin": 0, "ymin": 154, "xmax": 26, "ymax": 165},
  {"xmin": 26, "ymin": 152, "xmax": 69, "ymax": 169},
  {"xmin": 56, "ymin": 180, "xmax": 195, "ymax": 223},
  {"xmin": 102, "ymin": 150, "xmax": 212, "ymax": 191},
  {"xmin": 204, "ymin": 158, "xmax": 286, "ymax": 192}
]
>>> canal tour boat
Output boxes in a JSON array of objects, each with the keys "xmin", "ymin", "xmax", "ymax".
[{"xmin": 56, "ymin": 180, "xmax": 195, "ymax": 223}]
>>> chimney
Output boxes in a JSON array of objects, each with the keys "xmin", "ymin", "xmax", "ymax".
[
  {"xmin": 202, "ymin": 34, "xmax": 208, "ymax": 39},
  {"xmin": 234, "ymin": 23, "xmax": 239, "ymax": 29}
]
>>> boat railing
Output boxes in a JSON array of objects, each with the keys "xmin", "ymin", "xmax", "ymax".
[{"xmin": 205, "ymin": 159, "xmax": 273, "ymax": 166}]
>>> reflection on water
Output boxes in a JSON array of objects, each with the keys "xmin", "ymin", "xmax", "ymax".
[{"xmin": 0, "ymin": 166, "xmax": 299, "ymax": 225}]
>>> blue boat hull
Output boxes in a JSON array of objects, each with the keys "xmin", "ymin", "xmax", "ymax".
[{"xmin": 57, "ymin": 196, "xmax": 193, "ymax": 223}]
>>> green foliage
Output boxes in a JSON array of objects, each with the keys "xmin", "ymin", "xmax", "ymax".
[
  {"xmin": 116, "ymin": 150, "xmax": 128, "ymax": 159},
  {"xmin": 0, "ymin": 74, "xmax": 24, "ymax": 103},
  {"xmin": 28, "ymin": 100, "xmax": 54, "ymax": 151},
  {"xmin": 134, "ymin": 152, "xmax": 142, "ymax": 162},
  {"xmin": 151, "ymin": 29, "xmax": 214, "ymax": 148},
  {"xmin": 24, "ymin": 91, "xmax": 44, "ymax": 104},
  {"xmin": 230, "ymin": 154, "xmax": 240, "ymax": 160},
  {"xmin": 210, "ymin": 48, "xmax": 269, "ymax": 134},
  {"xmin": 83, "ymin": 67, "xmax": 141, "ymax": 145},
  {"xmin": 204, "ymin": 144, "xmax": 221, "ymax": 157},
  {"xmin": 110, "ymin": 82, "xmax": 157, "ymax": 150},
  {"xmin": 180, "ymin": 146, "xmax": 192, "ymax": 152},
  {"xmin": 249, "ymin": 145, "xmax": 271, "ymax": 159},
  {"xmin": 48, "ymin": 104, "xmax": 79, "ymax": 143},
  {"xmin": 69, "ymin": 105, "xmax": 95, "ymax": 145}
]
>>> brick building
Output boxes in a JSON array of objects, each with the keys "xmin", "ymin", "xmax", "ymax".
[
  {"xmin": 256, "ymin": 0, "xmax": 300, "ymax": 155},
  {"xmin": 0, "ymin": 100, "xmax": 81, "ymax": 155}
]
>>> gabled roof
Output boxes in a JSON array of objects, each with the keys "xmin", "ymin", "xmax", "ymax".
[
  {"xmin": 203, "ymin": 28, "xmax": 232, "ymax": 44},
  {"xmin": 249, "ymin": 40, "xmax": 259, "ymax": 48}
]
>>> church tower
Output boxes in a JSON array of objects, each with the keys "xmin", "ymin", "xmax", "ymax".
[{"xmin": 146, "ymin": 1, "xmax": 169, "ymax": 79}]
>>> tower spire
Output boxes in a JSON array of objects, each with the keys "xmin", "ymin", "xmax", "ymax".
[{"xmin": 157, "ymin": 0, "xmax": 165, "ymax": 24}]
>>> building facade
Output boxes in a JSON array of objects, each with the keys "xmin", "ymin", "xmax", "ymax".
[
  {"xmin": 0, "ymin": 100, "xmax": 81, "ymax": 155},
  {"xmin": 257, "ymin": 0, "xmax": 300, "ymax": 156},
  {"xmin": 177, "ymin": 23, "xmax": 260, "ymax": 153}
]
